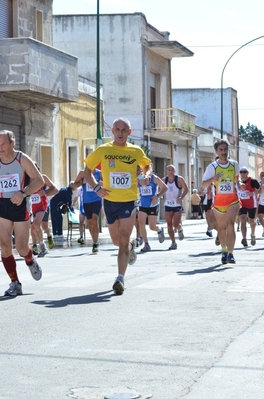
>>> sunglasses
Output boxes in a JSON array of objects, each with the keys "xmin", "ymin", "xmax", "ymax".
[{"xmin": 240, "ymin": 171, "xmax": 248, "ymax": 173}]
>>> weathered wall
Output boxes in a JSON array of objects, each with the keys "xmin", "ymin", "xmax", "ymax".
[
  {"xmin": 172, "ymin": 88, "xmax": 236, "ymax": 135},
  {"xmin": 15, "ymin": 0, "xmax": 53, "ymax": 44}
]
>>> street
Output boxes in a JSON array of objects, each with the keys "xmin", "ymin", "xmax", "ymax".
[{"xmin": 0, "ymin": 219, "xmax": 264, "ymax": 399}]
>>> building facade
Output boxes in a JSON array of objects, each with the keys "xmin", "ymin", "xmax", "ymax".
[
  {"xmin": 54, "ymin": 16, "xmax": 194, "ymax": 158},
  {"xmin": 0, "ymin": 0, "xmax": 78, "ymax": 185},
  {"xmin": 53, "ymin": 12, "xmax": 200, "ymax": 216},
  {"xmin": 172, "ymin": 87, "xmax": 240, "ymax": 187}
]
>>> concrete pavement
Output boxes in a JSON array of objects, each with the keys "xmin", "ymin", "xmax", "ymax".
[
  {"xmin": 1, "ymin": 219, "xmax": 264, "ymax": 399},
  {"xmin": 60, "ymin": 215, "xmax": 207, "ymax": 248}
]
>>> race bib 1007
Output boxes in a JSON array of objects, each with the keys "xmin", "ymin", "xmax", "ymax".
[{"xmin": 110, "ymin": 172, "xmax": 131, "ymax": 189}]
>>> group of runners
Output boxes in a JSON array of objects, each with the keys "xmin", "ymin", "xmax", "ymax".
[
  {"xmin": 1, "ymin": 119, "xmax": 263, "ymax": 297},
  {"xmin": 202, "ymin": 140, "xmax": 264, "ymax": 265}
]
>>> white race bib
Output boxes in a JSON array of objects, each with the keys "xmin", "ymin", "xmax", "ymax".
[
  {"xmin": 85, "ymin": 183, "xmax": 93, "ymax": 192},
  {"xmin": 110, "ymin": 172, "xmax": 131, "ymax": 189},
  {"xmin": 165, "ymin": 199, "xmax": 177, "ymax": 207},
  {"xmin": 140, "ymin": 186, "xmax": 152, "ymax": 196},
  {"xmin": 239, "ymin": 191, "xmax": 250, "ymax": 199},
  {"xmin": 0, "ymin": 173, "xmax": 20, "ymax": 193},
  {"xmin": 31, "ymin": 194, "xmax": 41, "ymax": 204},
  {"xmin": 218, "ymin": 182, "xmax": 234, "ymax": 194}
]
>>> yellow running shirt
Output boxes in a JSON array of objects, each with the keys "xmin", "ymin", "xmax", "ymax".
[
  {"xmin": 84, "ymin": 142, "xmax": 151, "ymax": 202},
  {"xmin": 203, "ymin": 160, "xmax": 239, "ymax": 207}
]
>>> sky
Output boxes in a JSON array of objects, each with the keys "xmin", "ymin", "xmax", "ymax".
[{"xmin": 53, "ymin": 0, "xmax": 264, "ymax": 131}]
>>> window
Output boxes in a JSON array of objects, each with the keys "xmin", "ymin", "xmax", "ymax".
[
  {"xmin": 66, "ymin": 139, "xmax": 78, "ymax": 183},
  {"xmin": 0, "ymin": 0, "xmax": 13, "ymax": 38},
  {"xmin": 36, "ymin": 9, "xmax": 43, "ymax": 41},
  {"xmin": 40, "ymin": 145, "xmax": 53, "ymax": 179}
]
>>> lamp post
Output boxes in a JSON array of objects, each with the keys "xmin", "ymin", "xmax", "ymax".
[
  {"xmin": 96, "ymin": 0, "xmax": 102, "ymax": 141},
  {"xmin": 220, "ymin": 35, "xmax": 264, "ymax": 138}
]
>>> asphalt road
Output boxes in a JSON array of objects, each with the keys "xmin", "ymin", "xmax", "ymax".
[{"xmin": 1, "ymin": 220, "xmax": 264, "ymax": 399}]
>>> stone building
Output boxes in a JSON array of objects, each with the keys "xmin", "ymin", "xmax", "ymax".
[
  {"xmin": 53, "ymin": 12, "xmax": 199, "ymax": 216},
  {"xmin": 0, "ymin": 0, "xmax": 78, "ymax": 186}
]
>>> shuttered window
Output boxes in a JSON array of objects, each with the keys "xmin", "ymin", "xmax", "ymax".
[
  {"xmin": 0, "ymin": 0, "xmax": 13, "ymax": 38},
  {"xmin": 0, "ymin": 107, "xmax": 22, "ymax": 150}
]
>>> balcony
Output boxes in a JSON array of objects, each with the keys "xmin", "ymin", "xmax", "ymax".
[
  {"xmin": 0, "ymin": 38, "xmax": 78, "ymax": 104},
  {"xmin": 145, "ymin": 108, "xmax": 199, "ymax": 141}
]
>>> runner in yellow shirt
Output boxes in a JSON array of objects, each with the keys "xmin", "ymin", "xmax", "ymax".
[
  {"xmin": 202, "ymin": 139, "xmax": 245, "ymax": 264},
  {"xmin": 84, "ymin": 117, "xmax": 151, "ymax": 294}
]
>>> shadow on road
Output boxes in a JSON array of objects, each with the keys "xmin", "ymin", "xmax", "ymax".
[
  {"xmin": 188, "ymin": 251, "xmax": 220, "ymax": 257},
  {"xmin": 177, "ymin": 265, "xmax": 233, "ymax": 275},
  {"xmin": 31, "ymin": 290, "xmax": 115, "ymax": 308}
]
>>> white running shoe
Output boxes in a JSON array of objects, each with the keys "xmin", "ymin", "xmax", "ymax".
[
  {"xmin": 158, "ymin": 227, "xmax": 165, "ymax": 243},
  {"xmin": 135, "ymin": 237, "xmax": 143, "ymax": 247},
  {"xmin": 140, "ymin": 243, "xmax": 151, "ymax": 252},
  {"xmin": 128, "ymin": 240, "xmax": 137, "ymax": 265},
  {"xmin": 169, "ymin": 242, "xmax": 177, "ymax": 250},
  {"xmin": 38, "ymin": 246, "xmax": 48, "ymax": 258},
  {"xmin": 178, "ymin": 229, "xmax": 184, "ymax": 241},
  {"xmin": 4, "ymin": 281, "xmax": 23, "ymax": 297},
  {"xmin": 27, "ymin": 259, "xmax": 42, "ymax": 281}
]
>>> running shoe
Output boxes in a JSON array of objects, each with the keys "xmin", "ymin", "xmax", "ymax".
[
  {"xmin": 112, "ymin": 276, "xmax": 124, "ymax": 295},
  {"xmin": 4, "ymin": 281, "xmax": 23, "ymax": 297},
  {"xmin": 140, "ymin": 243, "xmax": 151, "ymax": 252},
  {"xmin": 206, "ymin": 230, "xmax": 213, "ymax": 237},
  {"xmin": 227, "ymin": 253, "xmax": 236, "ymax": 264},
  {"xmin": 92, "ymin": 243, "xmax": 99, "ymax": 253},
  {"xmin": 158, "ymin": 227, "xmax": 165, "ymax": 243},
  {"xmin": 27, "ymin": 259, "xmax": 42, "ymax": 281},
  {"xmin": 135, "ymin": 237, "xmax": 143, "ymax": 247},
  {"xmin": 38, "ymin": 248, "xmax": 48, "ymax": 258},
  {"xmin": 178, "ymin": 229, "xmax": 184, "ymax": 241},
  {"xmin": 215, "ymin": 235, "xmax": 220, "ymax": 246},
  {"xmin": 47, "ymin": 234, "xmax": 55, "ymax": 249},
  {"xmin": 250, "ymin": 234, "xmax": 256, "ymax": 246},
  {"xmin": 169, "ymin": 242, "xmax": 177, "ymax": 250},
  {"xmin": 32, "ymin": 244, "xmax": 39, "ymax": 256},
  {"xmin": 221, "ymin": 252, "xmax": 228, "ymax": 264},
  {"xmin": 241, "ymin": 238, "xmax": 248, "ymax": 247},
  {"xmin": 77, "ymin": 237, "xmax": 85, "ymax": 245},
  {"xmin": 128, "ymin": 240, "xmax": 137, "ymax": 265}
]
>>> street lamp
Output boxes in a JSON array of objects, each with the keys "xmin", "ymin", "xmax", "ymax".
[{"xmin": 220, "ymin": 35, "xmax": 264, "ymax": 138}]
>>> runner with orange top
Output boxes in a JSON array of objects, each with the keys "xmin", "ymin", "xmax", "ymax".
[{"xmin": 202, "ymin": 139, "xmax": 245, "ymax": 264}]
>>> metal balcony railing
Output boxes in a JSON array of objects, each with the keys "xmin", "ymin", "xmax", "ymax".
[{"xmin": 149, "ymin": 107, "xmax": 196, "ymax": 133}]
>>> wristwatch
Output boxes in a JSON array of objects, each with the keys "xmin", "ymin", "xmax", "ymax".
[{"xmin": 20, "ymin": 189, "xmax": 27, "ymax": 198}]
